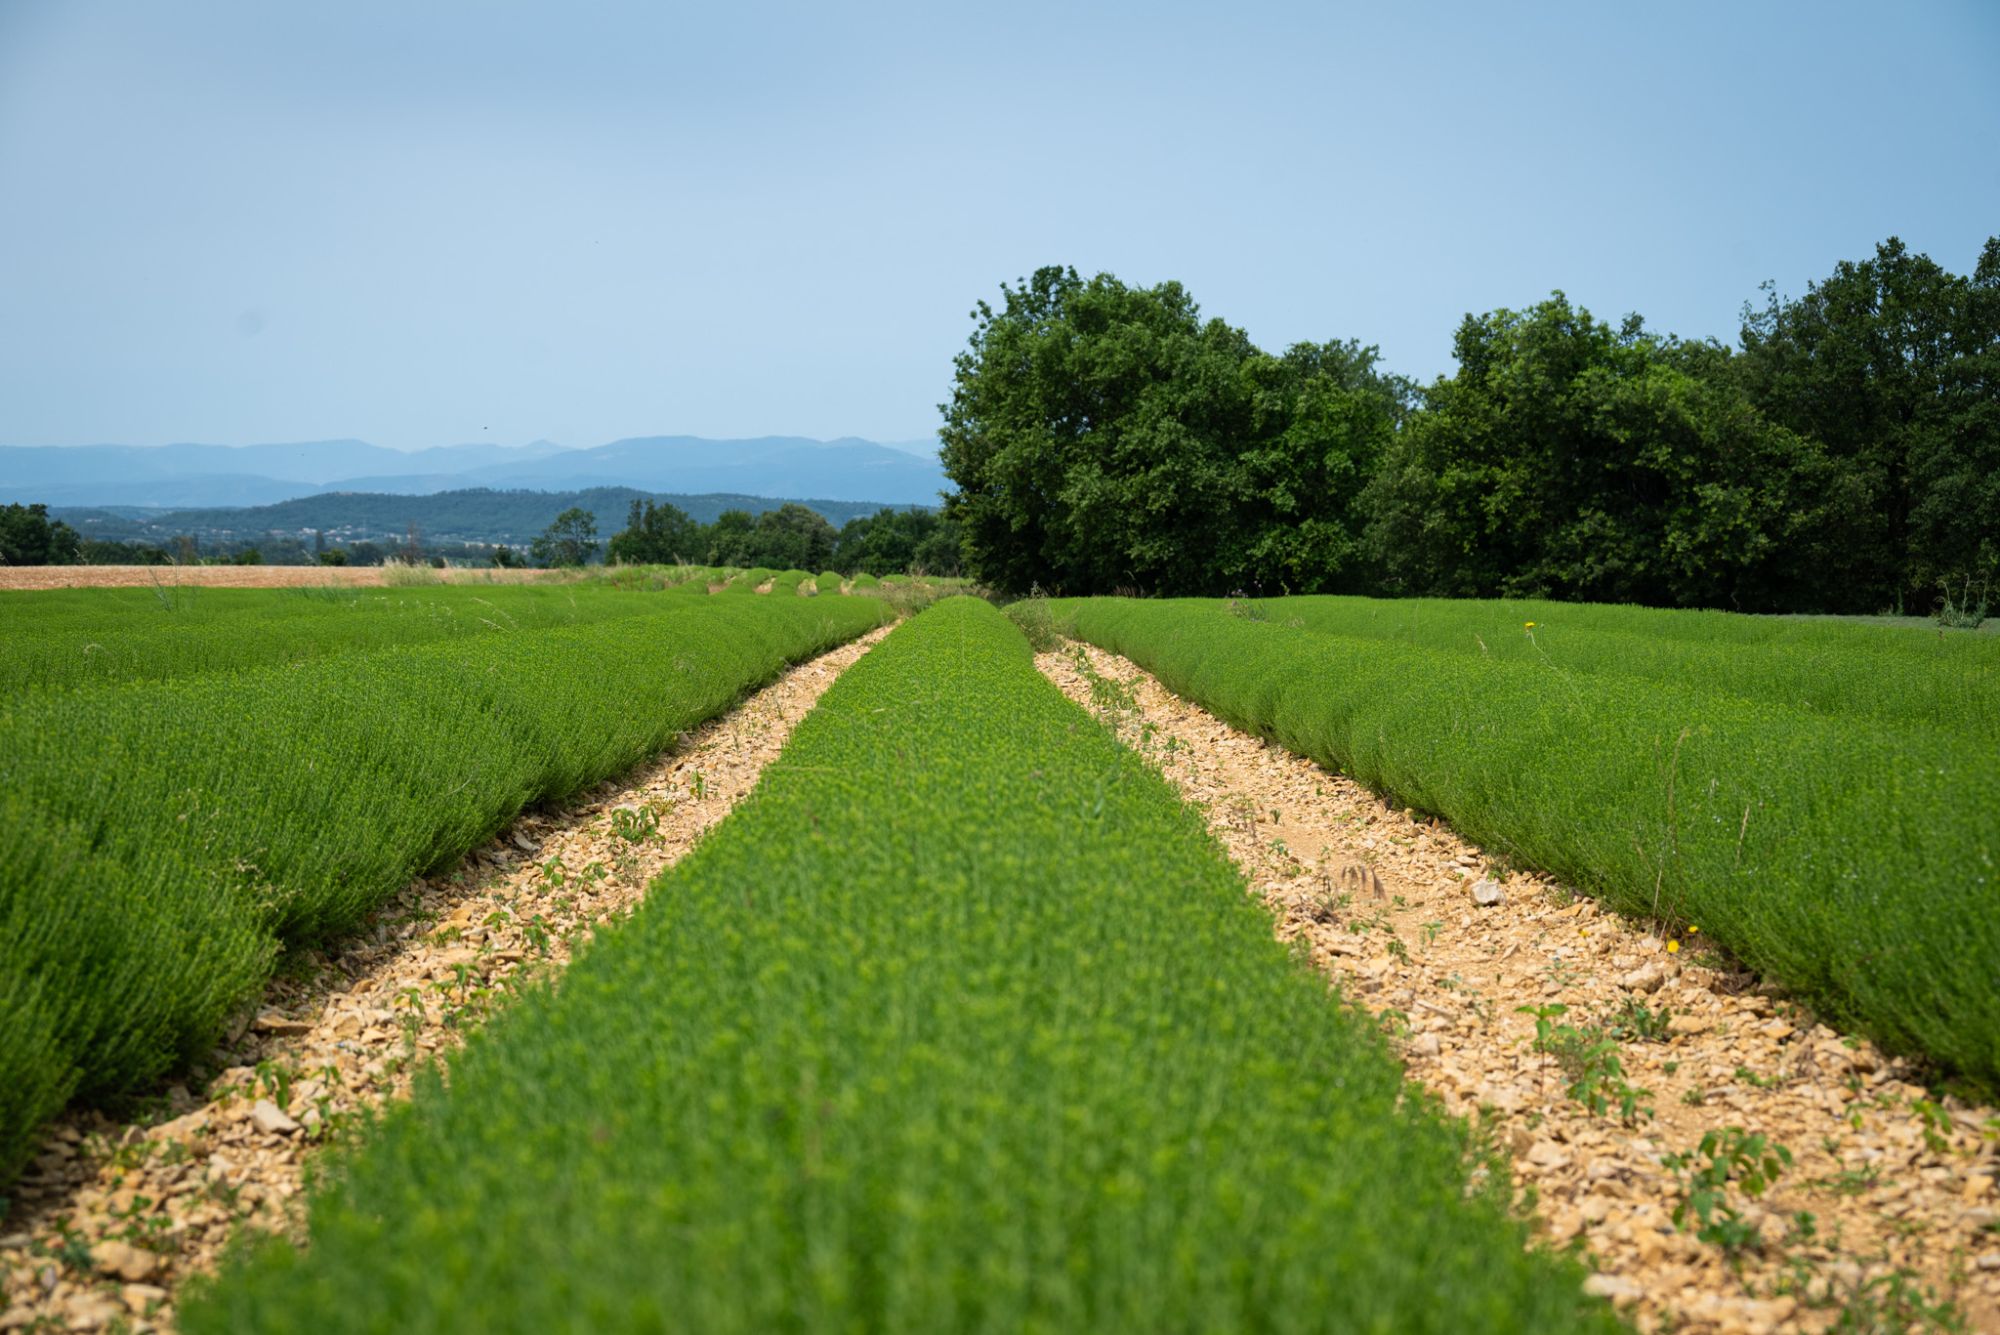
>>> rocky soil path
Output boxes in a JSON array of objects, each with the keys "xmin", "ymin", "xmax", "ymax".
[
  {"xmin": 0, "ymin": 625, "xmax": 892, "ymax": 1333},
  {"xmin": 1038, "ymin": 641, "xmax": 2000, "ymax": 1335}
]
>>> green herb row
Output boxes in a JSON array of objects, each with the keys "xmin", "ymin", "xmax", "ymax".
[
  {"xmin": 1259, "ymin": 594, "xmax": 1999, "ymax": 742},
  {"xmin": 1051, "ymin": 597, "xmax": 2000, "ymax": 1094},
  {"xmin": 186, "ymin": 597, "xmax": 1613, "ymax": 1334},
  {"xmin": 0, "ymin": 592, "xmax": 889, "ymax": 1184},
  {"xmin": 0, "ymin": 583, "xmax": 703, "ymax": 699}
]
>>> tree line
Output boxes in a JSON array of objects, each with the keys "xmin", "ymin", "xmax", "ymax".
[
  {"xmin": 941, "ymin": 238, "xmax": 1999, "ymax": 615},
  {"xmin": 1, "ymin": 498, "xmax": 958, "ymax": 576},
  {"xmin": 600, "ymin": 500, "xmax": 960, "ymax": 574}
]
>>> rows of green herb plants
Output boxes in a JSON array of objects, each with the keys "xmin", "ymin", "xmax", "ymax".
[
  {"xmin": 1255, "ymin": 594, "xmax": 1999, "ymax": 741},
  {"xmin": 0, "ymin": 592, "xmax": 889, "ymax": 1185},
  {"xmin": 1049, "ymin": 597, "xmax": 2000, "ymax": 1093},
  {"xmin": 583, "ymin": 563, "xmax": 731, "ymax": 592},
  {"xmin": 0, "ymin": 584, "xmax": 699, "ymax": 698},
  {"xmin": 185, "ymin": 597, "xmax": 1613, "ymax": 1334}
]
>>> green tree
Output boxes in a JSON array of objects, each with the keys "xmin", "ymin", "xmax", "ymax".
[
  {"xmin": 607, "ymin": 499, "xmax": 699, "ymax": 565},
  {"xmin": 701, "ymin": 509, "xmax": 756, "ymax": 566},
  {"xmin": 529, "ymin": 508, "xmax": 599, "ymax": 567},
  {"xmin": 1737, "ymin": 235, "xmax": 2000, "ymax": 607},
  {"xmin": 832, "ymin": 508, "xmax": 956, "ymax": 575},
  {"xmin": 0, "ymin": 503, "xmax": 82, "ymax": 565},
  {"xmin": 940, "ymin": 266, "xmax": 1402, "ymax": 595},
  {"xmin": 909, "ymin": 511, "xmax": 964, "ymax": 575},
  {"xmin": 745, "ymin": 503, "xmax": 837, "ymax": 571},
  {"xmin": 1365, "ymin": 294, "xmax": 1845, "ymax": 611}
]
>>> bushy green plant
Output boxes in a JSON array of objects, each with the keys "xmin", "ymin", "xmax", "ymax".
[
  {"xmin": 1661, "ymin": 1128, "xmax": 1793, "ymax": 1256},
  {"xmin": 1056, "ymin": 596, "xmax": 2000, "ymax": 1093},
  {"xmin": 185, "ymin": 599, "xmax": 1616, "ymax": 1335},
  {"xmin": 0, "ymin": 592, "xmax": 890, "ymax": 1184},
  {"xmin": 0, "ymin": 585, "xmax": 695, "ymax": 699}
]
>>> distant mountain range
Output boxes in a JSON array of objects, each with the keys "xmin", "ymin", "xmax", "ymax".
[
  {"xmin": 54, "ymin": 488, "xmax": 921, "ymax": 553},
  {"xmin": 0, "ymin": 435, "xmax": 949, "ymax": 509}
]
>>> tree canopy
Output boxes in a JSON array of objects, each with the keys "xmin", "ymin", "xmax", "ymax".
[
  {"xmin": 940, "ymin": 266, "xmax": 1407, "ymax": 596},
  {"xmin": 941, "ymin": 241, "xmax": 1996, "ymax": 615},
  {"xmin": 529, "ymin": 507, "xmax": 599, "ymax": 567},
  {"xmin": 1364, "ymin": 295, "xmax": 1851, "ymax": 611},
  {"xmin": 1735, "ymin": 236, "xmax": 2000, "ymax": 607},
  {"xmin": 0, "ymin": 504, "xmax": 81, "ymax": 565}
]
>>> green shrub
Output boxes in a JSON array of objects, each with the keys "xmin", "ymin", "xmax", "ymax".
[
  {"xmin": 0, "ymin": 586, "xmax": 678, "ymax": 699},
  {"xmin": 0, "ymin": 593, "xmax": 890, "ymax": 1184},
  {"xmin": 1058, "ymin": 596, "xmax": 2000, "ymax": 1092},
  {"xmin": 1266, "ymin": 595, "xmax": 2000, "ymax": 743}
]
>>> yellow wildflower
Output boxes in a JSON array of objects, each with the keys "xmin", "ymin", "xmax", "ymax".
[
  {"xmin": 1688, "ymin": 925, "xmax": 1700, "ymax": 935},
  {"xmin": 1667, "ymin": 940, "xmax": 1680, "ymax": 954},
  {"xmin": 1524, "ymin": 621, "xmax": 1537, "ymax": 629}
]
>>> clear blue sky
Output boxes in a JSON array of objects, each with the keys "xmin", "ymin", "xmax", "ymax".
[{"xmin": 2, "ymin": 0, "xmax": 1995, "ymax": 451}]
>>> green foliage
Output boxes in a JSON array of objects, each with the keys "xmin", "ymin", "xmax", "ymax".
[
  {"xmin": 528, "ymin": 506, "xmax": 598, "ymax": 567},
  {"xmin": 186, "ymin": 598, "xmax": 1614, "ymax": 1334},
  {"xmin": 1056, "ymin": 596, "xmax": 2000, "ymax": 1093},
  {"xmin": 936, "ymin": 238, "xmax": 1997, "ymax": 615},
  {"xmin": 1266, "ymin": 594, "xmax": 2000, "ymax": 742},
  {"xmin": 1003, "ymin": 588, "xmax": 1061, "ymax": 652},
  {"xmin": 940, "ymin": 266, "xmax": 1406, "ymax": 596},
  {"xmin": 0, "ymin": 591, "xmax": 890, "ymax": 1185},
  {"xmin": 698, "ymin": 502, "xmax": 837, "ymax": 571},
  {"xmin": 1738, "ymin": 236, "xmax": 2000, "ymax": 608},
  {"xmin": 831, "ymin": 506, "xmax": 962, "ymax": 576},
  {"xmin": 605, "ymin": 498, "xmax": 699, "ymax": 565},
  {"xmin": 1364, "ymin": 294, "xmax": 1845, "ymax": 610},
  {"xmin": 0, "ymin": 502, "xmax": 83, "ymax": 565},
  {"xmin": 0, "ymin": 585, "xmax": 692, "ymax": 698},
  {"xmin": 1517, "ymin": 1004, "xmax": 1650, "ymax": 1123},
  {"xmin": 1661, "ymin": 1128, "xmax": 1793, "ymax": 1256},
  {"xmin": 1604, "ymin": 997, "xmax": 1675, "ymax": 1044}
]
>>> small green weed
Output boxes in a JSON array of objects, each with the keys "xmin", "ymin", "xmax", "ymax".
[
  {"xmin": 1604, "ymin": 997, "xmax": 1674, "ymax": 1043},
  {"xmin": 610, "ymin": 806, "xmax": 659, "ymax": 843},
  {"xmin": 1517, "ymin": 1003, "xmax": 1650, "ymax": 1123},
  {"xmin": 1660, "ymin": 1127, "xmax": 1792, "ymax": 1257}
]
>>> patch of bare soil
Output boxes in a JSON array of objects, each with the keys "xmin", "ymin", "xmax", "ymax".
[
  {"xmin": 0, "ymin": 566, "xmax": 563, "ymax": 590},
  {"xmin": 0, "ymin": 625, "xmax": 891, "ymax": 1333},
  {"xmin": 1038, "ymin": 641, "xmax": 2000, "ymax": 1335}
]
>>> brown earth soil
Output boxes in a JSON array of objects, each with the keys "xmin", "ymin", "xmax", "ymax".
[
  {"xmin": 0, "ymin": 565, "xmax": 567, "ymax": 590},
  {"xmin": 0, "ymin": 625, "xmax": 892, "ymax": 1333},
  {"xmin": 1038, "ymin": 641, "xmax": 2000, "ymax": 1335}
]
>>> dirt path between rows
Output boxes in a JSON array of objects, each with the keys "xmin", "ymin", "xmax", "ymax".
[
  {"xmin": 1038, "ymin": 642, "xmax": 2000, "ymax": 1335},
  {"xmin": 0, "ymin": 625, "xmax": 892, "ymax": 1333}
]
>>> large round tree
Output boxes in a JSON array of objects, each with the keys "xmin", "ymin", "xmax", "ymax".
[{"xmin": 939, "ymin": 266, "xmax": 1406, "ymax": 596}]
